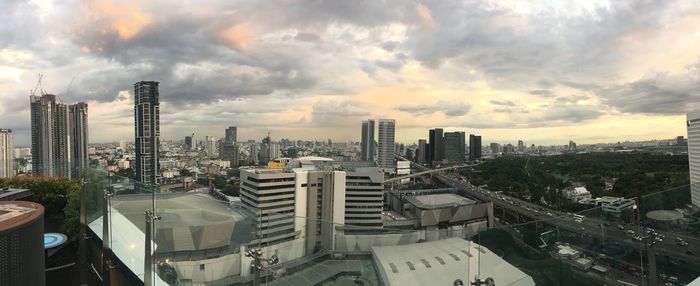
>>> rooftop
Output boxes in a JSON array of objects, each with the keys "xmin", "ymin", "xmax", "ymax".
[
  {"xmin": 371, "ymin": 237, "xmax": 535, "ymax": 286},
  {"xmin": 405, "ymin": 193, "xmax": 477, "ymax": 209}
]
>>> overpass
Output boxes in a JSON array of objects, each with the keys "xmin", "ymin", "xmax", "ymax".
[{"xmin": 409, "ymin": 160, "xmax": 700, "ymax": 267}]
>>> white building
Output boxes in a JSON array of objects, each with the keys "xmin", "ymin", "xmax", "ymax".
[
  {"xmin": 687, "ymin": 112, "xmax": 700, "ymax": 207},
  {"xmin": 0, "ymin": 129, "xmax": 13, "ymax": 178},
  {"xmin": 561, "ymin": 186, "xmax": 591, "ymax": 203},
  {"xmin": 377, "ymin": 119, "xmax": 396, "ymax": 171}
]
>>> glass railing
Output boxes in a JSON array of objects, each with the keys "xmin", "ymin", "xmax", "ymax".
[{"xmin": 78, "ymin": 164, "xmax": 700, "ymax": 286}]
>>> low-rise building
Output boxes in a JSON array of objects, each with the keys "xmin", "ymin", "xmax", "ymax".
[{"xmin": 561, "ymin": 186, "xmax": 591, "ymax": 203}]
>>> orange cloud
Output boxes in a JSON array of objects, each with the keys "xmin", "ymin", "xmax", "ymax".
[
  {"xmin": 218, "ymin": 24, "xmax": 255, "ymax": 50},
  {"xmin": 416, "ymin": 4, "xmax": 439, "ymax": 29},
  {"xmin": 83, "ymin": 0, "xmax": 151, "ymax": 40}
]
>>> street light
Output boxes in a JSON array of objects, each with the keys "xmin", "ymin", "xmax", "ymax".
[{"xmin": 245, "ymin": 247, "xmax": 279, "ymax": 286}]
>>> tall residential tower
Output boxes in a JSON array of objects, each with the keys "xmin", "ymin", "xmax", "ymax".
[
  {"xmin": 0, "ymin": 129, "xmax": 13, "ymax": 178},
  {"xmin": 377, "ymin": 119, "xmax": 395, "ymax": 170},
  {"xmin": 69, "ymin": 102, "xmax": 89, "ymax": 177},
  {"xmin": 687, "ymin": 112, "xmax": 700, "ymax": 207},
  {"xmin": 360, "ymin": 120, "xmax": 375, "ymax": 161},
  {"xmin": 134, "ymin": 81, "xmax": 160, "ymax": 186},
  {"xmin": 30, "ymin": 94, "xmax": 74, "ymax": 178}
]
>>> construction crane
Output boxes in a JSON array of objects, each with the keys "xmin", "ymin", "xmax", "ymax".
[{"xmin": 30, "ymin": 73, "xmax": 44, "ymax": 96}]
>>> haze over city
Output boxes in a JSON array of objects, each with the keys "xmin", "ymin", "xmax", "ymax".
[{"xmin": 1, "ymin": 0, "xmax": 699, "ymax": 145}]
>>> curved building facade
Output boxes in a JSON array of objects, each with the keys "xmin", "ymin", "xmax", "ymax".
[{"xmin": 0, "ymin": 201, "xmax": 45, "ymax": 286}]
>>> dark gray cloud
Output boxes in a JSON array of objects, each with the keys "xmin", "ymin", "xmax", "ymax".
[
  {"xmin": 397, "ymin": 101, "xmax": 471, "ymax": 117},
  {"xmin": 598, "ymin": 69, "xmax": 700, "ymax": 114},
  {"xmin": 490, "ymin": 99, "xmax": 517, "ymax": 107},
  {"xmin": 529, "ymin": 89, "xmax": 554, "ymax": 97}
]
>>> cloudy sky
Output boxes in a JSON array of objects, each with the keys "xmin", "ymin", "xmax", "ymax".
[{"xmin": 1, "ymin": 0, "xmax": 700, "ymax": 146}]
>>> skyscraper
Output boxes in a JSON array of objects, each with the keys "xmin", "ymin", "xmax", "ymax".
[
  {"xmin": 517, "ymin": 140, "xmax": 525, "ymax": 153},
  {"xmin": 377, "ymin": 119, "xmax": 395, "ymax": 170},
  {"xmin": 30, "ymin": 94, "xmax": 71, "ymax": 178},
  {"xmin": 469, "ymin": 134, "xmax": 482, "ymax": 161},
  {"xmin": 204, "ymin": 136, "xmax": 216, "ymax": 158},
  {"xmin": 219, "ymin": 142, "xmax": 240, "ymax": 167},
  {"xmin": 687, "ymin": 112, "xmax": 700, "ymax": 207},
  {"xmin": 225, "ymin": 126, "xmax": 237, "ymax": 143},
  {"xmin": 0, "ymin": 129, "xmax": 13, "ymax": 178},
  {"xmin": 134, "ymin": 81, "xmax": 160, "ymax": 186},
  {"xmin": 444, "ymin": 131, "xmax": 465, "ymax": 163},
  {"xmin": 69, "ymin": 102, "xmax": 89, "ymax": 177},
  {"xmin": 184, "ymin": 135, "xmax": 193, "ymax": 150},
  {"xmin": 360, "ymin": 120, "xmax": 375, "ymax": 161},
  {"xmin": 428, "ymin": 128, "xmax": 444, "ymax": 165},
  {"xmin": 417, "ymin": 139, "xmax": 427, "ymax": 164}
]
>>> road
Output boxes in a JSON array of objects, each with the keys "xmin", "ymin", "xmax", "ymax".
[{"xmin": 407, "ymin": 160, "xmax": 700, "ymax": 268}]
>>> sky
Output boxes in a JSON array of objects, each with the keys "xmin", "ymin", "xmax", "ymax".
[{"xmin": 1, "ymin": 0, "xmax": 700, "ymax": 146}]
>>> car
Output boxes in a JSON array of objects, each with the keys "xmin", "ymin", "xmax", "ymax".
[
  {"xmin": 617, "ymin": 225, "xmax": 625, "ymax": 230},
  {"xmin": 626, "ymin": 230, "xmax": 635, "ymax": 235},
  {"xmin": 687, "ymin": 250, "xmax": 695, "ymax": 255},
  {"xmin": 547, "ymin": 212, "xmax": 553, "ymax": 216},
  {"xmin": 677, "ymin": 241, "xmax": 688, "ymax": 247},
  {"xmin": 602, "ymin": 222, "xmax": 610, "ymax": 227}
]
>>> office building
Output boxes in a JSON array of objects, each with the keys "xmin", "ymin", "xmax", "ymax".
[
  {"xmin": 377, "ymin": 119, "xmax": 396, "ymax": 170},
  {"xmin": 184, "ymin": 134, "xmax": 194, "ymax": 150},
  {"xmin": 443, "ymin": 131, "xmax": 465, "ymax": 163},
  {"xmin": 225, "ymin": 126, "xmax": 237, "ymax": 143},
  {"xmin": 677, "ymin": 135, "xmax": 686, "ymax": 146},
  {"xmin": 490, "ymin": 142, "xmax": 501, "ymax": 154},
  {"xmin": 240, "ymin": 157, "xmax": 384, "ymax": 247},
  {"xmin": 469, "ymin": 134, "xmax": 482, "ymax": 161},
  {"xmin": 688, "ymin": 112, "xmax": 700, "ymax": 207},
  {"xmin": 219, "ymin": 142, "xmax": 239, "ymax": 167},
  {"xmin": 568, "ymin": 140, "xmax": 577, "ymax": 151},
  {"xmin": 204, "ymin": 136, "xmax": 216, "ymax": 158},
  {"xmin": 428, "ymin": 128, "xmax": 444, "ymax": 165},
  {"xmin": 360, "ymin": 120, "xmax": 375, "ymax": 161},
  {"xmin": 30, "ymin": 94, "xmax": 71, "ymax": 178},
  {"xmin": 417, "ymin": 139, "xmax": 427, "ymax": 164},
  {"xmin": 134, "ymin": 81, "xmax": 160, "ymax": 186},
  {"xmin": 69, "ymin": 102, "xmax": 89, "ymax": 177},
  {"xmin": 0, "ymin": 129, "xmax": 13, "ymax": 178},
  {"xmin": 517, "ymin": 140, "xmax": 525, "ymax": 153}
]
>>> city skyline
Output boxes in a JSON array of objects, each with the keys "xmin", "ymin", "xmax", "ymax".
[{"xmin": 1, "ymin": 1, "xmax": 699, "ymax": 146}]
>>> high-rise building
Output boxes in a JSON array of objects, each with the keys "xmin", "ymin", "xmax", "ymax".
[
  {"xmin": 469, "ymin": 134, "xmax": 482, "ymax": 161},
  {"xmin": 219, "ymin": 142, "xmax": 240, "ymax": 167},
  {"xmin": 30, "ymin": 94, "xmax": 71, "ymax": 178},
  {"xmin": 517, "ymin": 140, "xmax": 525, "ymax": 153},
  {"xmin": 239, "ymin": 157, "xmax": 383, "ymax": 248},
  {"xmin": 360, "ymin": 120, "xmax": 375, "ymax": 161},
  {"xmin": 428, "ymin": 128, "xmax": 444, "ymax": 165},
  {"xmin": 0, "ymin": 129, "xmax": 13, "ymax": 178},
  {"xmin": 443, "ymin": 131, "xmax": 465, "ymax": 163},
  {"xmin": 490, "ymin": 142, "xmax": 501, "ymax": 154},
  {"xmin": 377, "ymin": 119, "xmax": 395, "ymax": 170},
  {"xmin": 687, "ymin": 112, "xmax": 700, "ymax": 207},
  {"xmin": 184, "ymin": 135, "xmax": 193, "ymax": 150},
  {"xmin": 417, "ymin": 139, "xmax": 427, "ymax": 164},
  {"xmin": 568, "ymin": 140, "xmax": 577, "ymax": 151},
  {"xmin": 204, "ymin": 136, "xmax": 216, "ymax": 158},
  {"xmin": 134, "ymin": 81, "xmax": 160, "ymax": 186},
  {"xmin": 69, "ymin": 102, "xmax": 89, "ymax": 177},
  {"xmin": 677, "ymin": 135, "xmax": 686, "ymax": 146},
  {"xmin": 225, "ymin": 126, "xmax": 237, "ymax": 143}
]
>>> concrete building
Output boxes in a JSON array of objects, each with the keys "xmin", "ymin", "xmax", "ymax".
[
  {"xmin": 561, "ymin": 186, "xmax": 592, "ymax": 203},
  {"xmin": 0, "ymin": 129, "xmax": 13, "ymax": 178},
  {"xmin": 428, "ymin": 128, "xmax": 444, "ymax": 165},
  {"xmin": 377, "ymin": 119, "xmax": 396, "ymax": 170},
  {"xmin": 219, "ymin": 142, "xmax": 240, "ymax": 167},
  {"xmin": 225, "ymin": 126, "xmax": 237, "ymax": 143},
  {"xmin": 360, "ymin": 119, "xmax": 375, "ymax": 161},
  {"xmin": 469, "ymin": 134, "xmax": 482, "ymax": 161},
  {"xmin": 517, "ymin": 140, "xmax": 525, "ymax": 153},
  {"xmin": 371, "ymin": 237, "xmax": 535, "ymax": 286},
  {"xmin": 184, "ymin": 134, "xmax": 194, "ymax": 150},
  {"xmin": 30, "ymin": 94, "xmax": 71, "ymax": 178},
  {"xmin": 443, "ymin": 131, "xmax": 465, "ymax": 163},
  {"xmin": 69, "ymin": 102, "xmax": 89, "ymax": 177},
  {"xmin": 417, "ymin": 139, "xmax": 427, "ymax": 164},
  {"xmin": 240, "ymin": 157, "xmax": 385, "ymax": 245},
  {"xmin": 204, "ymin": 136, "xmax": 216, "ymax": 158},
  {"xmin": 490, "ymin": 142, "xmax": 501, "ymax": 154},
  {"xmin": 134, "ymin": 81, "xmax": 160, "ymax": 186},
  {"xmin": 688, "ymin": 112, "xmax": 700, "ymax": 207}
]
